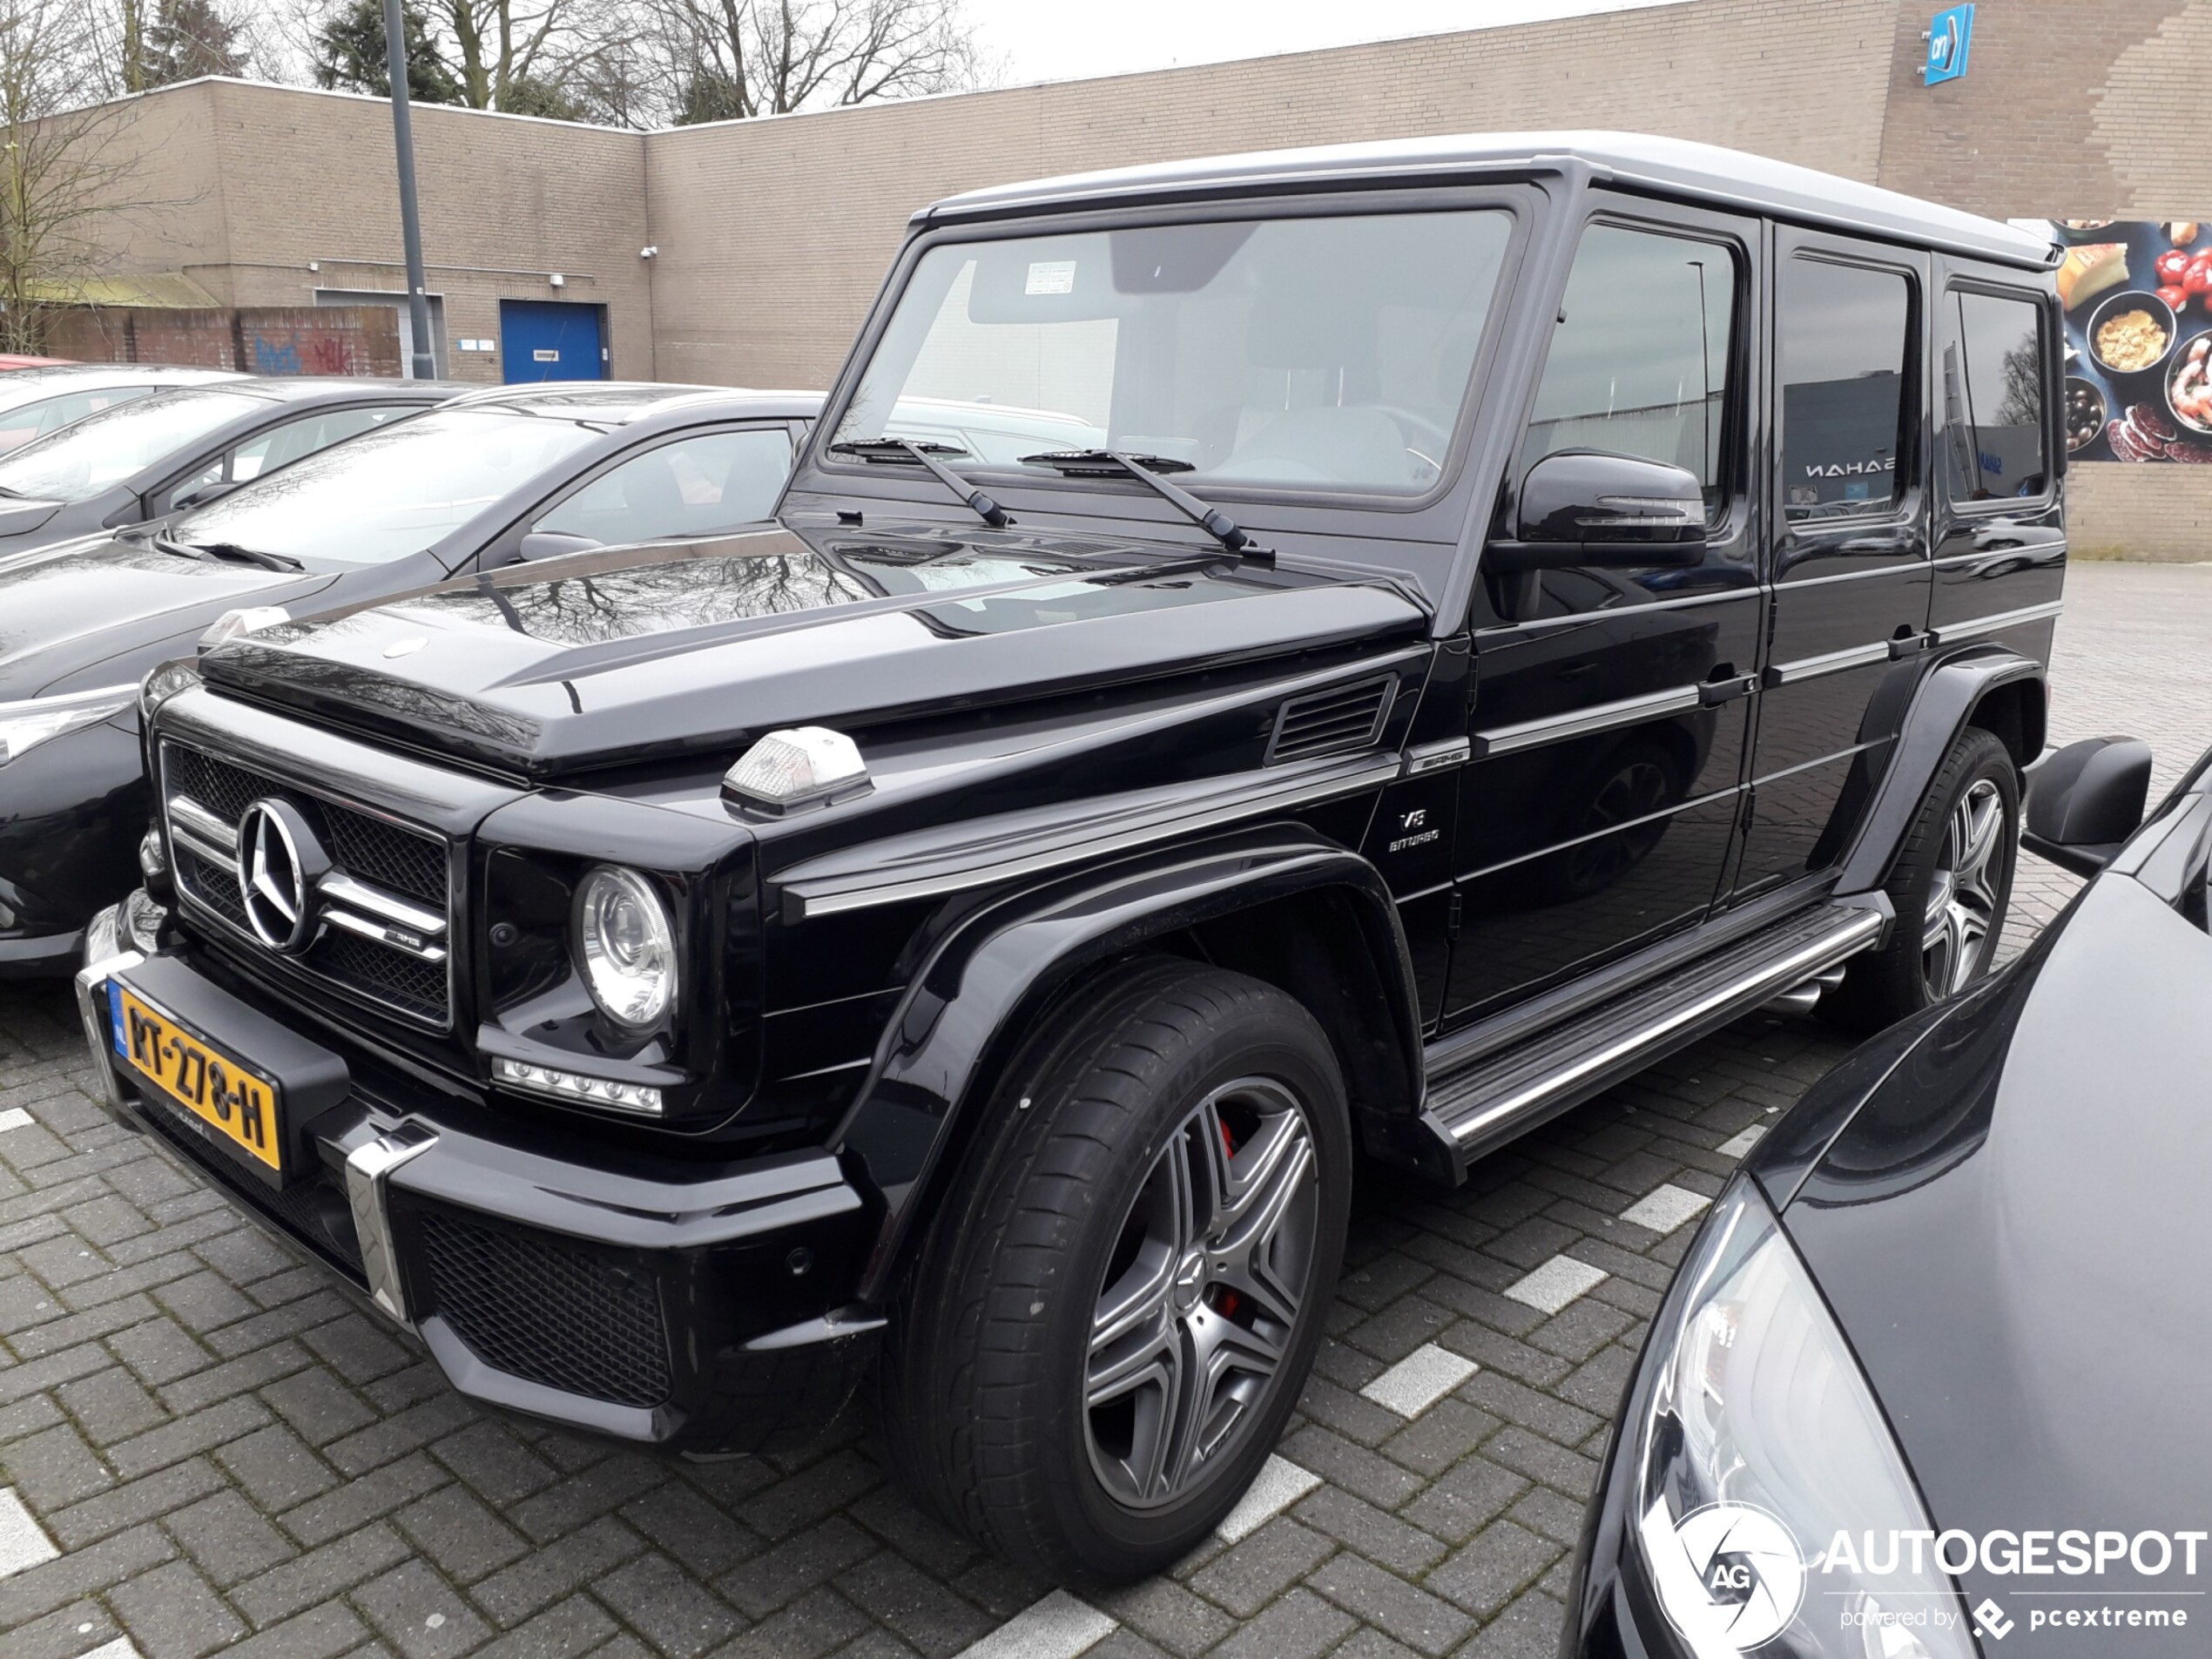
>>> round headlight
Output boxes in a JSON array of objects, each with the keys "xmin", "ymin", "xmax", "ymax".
[{"xmin": 572, "ymin": 866, "xmax": 678, "ymax": 1032}]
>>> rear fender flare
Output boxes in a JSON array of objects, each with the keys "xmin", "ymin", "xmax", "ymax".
[
  {"xmin": 1831, "ymin": 646, "xmax": 2046, "ymax": 899},
  {"xmin": 838, "ymin": 826, "xmax": 1422, "ymax": 1301}
]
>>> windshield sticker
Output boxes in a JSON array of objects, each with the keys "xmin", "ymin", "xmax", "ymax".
[{"xmin": 1024, "ymin": 260, "xmax": 1076, "ymax": 296}]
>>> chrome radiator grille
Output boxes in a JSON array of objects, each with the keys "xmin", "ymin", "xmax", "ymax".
[{"xmin": 161, "ymin": 741, "xmax": 455, "ymax": 1028}]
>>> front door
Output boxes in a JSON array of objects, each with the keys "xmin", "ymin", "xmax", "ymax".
[
  {"xmin": 500, "ymin": 300, "xmax": 608, "ymax": 383},
  {"xmin": 1443, "ymin": 201, "xmax": 1763, "ymax": 1026},
  {"xmin": 1732, "ymin": 235, "xmax": 1931, "ymax": 894}
]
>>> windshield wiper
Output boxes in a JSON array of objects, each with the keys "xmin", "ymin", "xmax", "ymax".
[
  {"xmin": 827, "ymin": 438, "xmax": 1012, "ymax": 529},
  {"xmin": 171, "ymin": 538, "xmax": 302, "ymax": 571},
  {"xmin": 1017, "ymin": 449, "xmax": 1264, "ymax": 559}
]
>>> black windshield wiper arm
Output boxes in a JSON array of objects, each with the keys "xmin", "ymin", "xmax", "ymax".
[
  {"xmin": 1017, "ymin": 449, "xmax": 1264, "ymax": 559},
  {"xmin": 172, "ymin": 539, "xmax": 302, "ymax": 571},
  {"xmin": 826, "ymin": 438, "xmax": 1012, "ymax": 529}
]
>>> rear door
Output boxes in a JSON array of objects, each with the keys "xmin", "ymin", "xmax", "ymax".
[
  {"xmin": 1732, "ymin": 233, "xmax": 1931, "ymax": 896},
  {"xmin": 1928, "ymin": 270, "xmax": 2065, "ymax": 659},
  {"xmin": 1443, "ymin": 199, "xmax": 1763, "ymax": 1026}
]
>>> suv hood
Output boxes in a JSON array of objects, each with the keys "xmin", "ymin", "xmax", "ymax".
[
  {"xmin": 0, "ymin": 535, "xmax": 336, "ymax": 697},
  {"xmin": 200, "ymin": 525, "xmax": 1427, "ymax": 778}
]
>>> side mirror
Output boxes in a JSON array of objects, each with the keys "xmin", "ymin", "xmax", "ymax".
[
  {"xmin": 1488, "ymin": 450, "xmax": 1708, "ymax": 572},
  {"xmin": 516, "ymin": 530, "xmax": 601, "ymax": 562},
  {"xmin": 2023, "ymin": 736, "xmax": 2153, "ymax": 876}
]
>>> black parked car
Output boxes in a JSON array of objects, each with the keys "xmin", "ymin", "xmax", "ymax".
[
  {"xmin": 0, "ymin": 363, "xmax": 244, "ymax": 455},
  {"xmin": 1562, "ymin": 734, "xmax": 2207, "ymax": 1659},
  {"xmin": 0, "ymin": 374, "xmax": 457, "ymax": 556},
  {"xmin": 0, "ymin": 384, "xmax": 817, "ymax": 973},
  {"xmin": 77, "ymin": 133, "xmax": 2067, "ymax": 1582}
]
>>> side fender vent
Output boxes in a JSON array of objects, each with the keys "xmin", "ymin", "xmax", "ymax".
[{"xmin": 1266, "ymin": 676, "xmax": 1396, "ymax": 765}]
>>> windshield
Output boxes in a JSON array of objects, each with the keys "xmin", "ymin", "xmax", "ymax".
[
  {"xmin": 174, "ymin": 408, "xmax": 601, "ymax": 566},
  {"xmin": 0, "ymin": 388, "xmax": 264, "ymax": 502},
  {"xmin": 834, "ymin": 210, "xmax": 1514, "ymax": 496}
]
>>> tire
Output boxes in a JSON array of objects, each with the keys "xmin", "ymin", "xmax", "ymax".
[
  {"xmin": 1824, "ymin": 726, "xmax": 2020, "ymax": 1033},
  {"xmin": 878, "ymin": 957, "xmax": 1352, "ymax": 1585}
]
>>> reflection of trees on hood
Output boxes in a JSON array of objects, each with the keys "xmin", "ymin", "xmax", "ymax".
[{"xmin": 396, "ymin": 556, "xmax": 884, "ymax": 644}]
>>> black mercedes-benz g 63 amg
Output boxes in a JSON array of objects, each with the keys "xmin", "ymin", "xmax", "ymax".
[{"xmin": 76, "ymin": 132, "xmax": 2065, "ymax": 1584}]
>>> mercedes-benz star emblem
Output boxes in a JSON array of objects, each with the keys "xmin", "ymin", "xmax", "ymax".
[{"xmin": 235, "ymin": 799, "xmax": 329, "ymax": 954}]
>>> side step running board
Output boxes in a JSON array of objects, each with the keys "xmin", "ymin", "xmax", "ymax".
[{"xmin": 1423, "ymin": 903, "xmax": 1885, "ymax": 1176}]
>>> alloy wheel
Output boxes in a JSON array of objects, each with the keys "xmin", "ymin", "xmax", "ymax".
[
  {"xmin": 1083, "ymin": 1077, "xmax": 1318, "ymax": 1510},
  {"xmin": 1922, "ymin": 777, "xmax": 2007, "ymax": 996}
]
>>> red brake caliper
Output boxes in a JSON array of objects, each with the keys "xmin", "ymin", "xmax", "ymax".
[{"xmin": 1214, "ymin": 1116, "xmax": 1241, "ymax": 1320}]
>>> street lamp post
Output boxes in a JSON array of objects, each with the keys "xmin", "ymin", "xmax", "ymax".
[{"xmin": 381, "ymin": 0, "xmax": 437, "ymax": 381}]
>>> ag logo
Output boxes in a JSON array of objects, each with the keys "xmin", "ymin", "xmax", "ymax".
[{"xmin": 1641, "ymin": 1501, "xmax": 1806, "ymax": 1652}]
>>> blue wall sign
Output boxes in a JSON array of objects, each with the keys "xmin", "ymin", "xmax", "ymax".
[{"xmin": 1925, "ymin": 4, "xmax": 1974, "ymax": 86}]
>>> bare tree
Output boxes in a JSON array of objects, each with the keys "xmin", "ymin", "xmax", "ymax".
[
  {"xmin": 104, "ymin": 0, "xmax": 258, "ymax": 93},
  {"xmin": 637, "ymin": 0, "xmax": 985, "ymax": 125},
  {"xmin": 0, "ymin": 0, "xmax": 172, "ymax": 353}
]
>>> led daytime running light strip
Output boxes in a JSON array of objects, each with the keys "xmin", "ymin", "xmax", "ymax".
[{"xmin": 492, "ymin": 1056, "xmax": 664, "ymax": 1116}]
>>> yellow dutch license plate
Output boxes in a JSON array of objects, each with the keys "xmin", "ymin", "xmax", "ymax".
[{"xmin": 112, "ymin": 986, "xmax": 283, "ymax": 1174}]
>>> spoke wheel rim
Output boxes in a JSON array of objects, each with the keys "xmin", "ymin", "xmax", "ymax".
[
  {"xmin": 1083, "ymin": 1076, "xmax": 1318, "ymax": 1511},
  {"xmin": 1923, "ymin": 777, "xmax": 2006, "ymax": 996}
]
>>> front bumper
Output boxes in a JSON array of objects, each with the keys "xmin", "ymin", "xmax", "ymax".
[{"xmin": 76, "ymin": 907, "xmax": 883, "ymax": 1453}]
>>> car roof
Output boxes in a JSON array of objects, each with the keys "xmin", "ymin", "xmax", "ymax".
[
  {"xmin": 0, "ymin": 363, "xmax": 244, "ymax": 389},
  {"xmin": 229, "ymin": 375, "xmax": 472, "ymax": 405},
  {"xmin": 437, "ymin": 382, "xmax": 823, "ymax": 423},
  {"xmin": 919, "ymin": 130, "xmax": 2058, "ymax": 273}
]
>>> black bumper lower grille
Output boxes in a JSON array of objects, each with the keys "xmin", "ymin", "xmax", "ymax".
[{"xmin": 416, "ymin": 1209, "xmax": 673, "ymax": 1408}]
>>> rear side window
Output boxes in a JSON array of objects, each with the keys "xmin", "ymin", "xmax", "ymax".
[
  {"xmin": 1517, "ymin": 224, "xmax": 1739, "ymax": 520},
  {"xmin": 1941, "ymin": 290, "xmax": 2048, "ymax": 502},
  {"xmin": 1780, "ymin": 258, "xmax": 1912, "ymax": 520}
]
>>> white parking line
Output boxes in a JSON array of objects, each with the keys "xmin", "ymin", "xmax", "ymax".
[
  {"xmin": 1717, "ymin": 1124, "xmax": 1767, "ymax": 1158},
  {"xmin": 0, "ymin": 1487, "xmax": 59, "ymax": 1577},
  {"xmin": 78, "ymin": 1640, "xmax": 143, "ymax": 1659},
  {"xmin": 1215, "ymin": 1453, "xmax": 1322, "ymax": 1543},
  {"xmin": 1620, "ymin": 1184, "xmax": 1711, "ymax": 1236},
  {"xmin": 953, "ymin": 1590, "xmax": 1116, "ymax": 1659},
  {"xmin": 0, "ymin": 1108, "xmax": 33, "ymax": 1132},
  {"xmin": 1505, "ymin": 1254, "xmax": 1608, "ymax": 1314},
  {"xmin": 1359, "ymin": 1342, "xmax": 1478, "ymax": 1418}
]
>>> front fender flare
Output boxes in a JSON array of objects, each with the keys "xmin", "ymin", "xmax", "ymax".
[{"xmin": 837, "ymin": 825, "xmax": 1421, "ymax": 1301}]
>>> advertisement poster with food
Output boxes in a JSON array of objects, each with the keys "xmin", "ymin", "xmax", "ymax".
[{"xmin": 2027, "ymin": 218, "xmax": 2212, "ymax": 462}]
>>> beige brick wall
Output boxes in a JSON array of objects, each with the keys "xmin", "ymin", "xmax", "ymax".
[
  {"xmin": 643, "ymin": 0, "xmax": 1903, "ymax": 389},
  {"xmin": 76, "ymin": 81, "xmax": 653, "ymax": 384}
]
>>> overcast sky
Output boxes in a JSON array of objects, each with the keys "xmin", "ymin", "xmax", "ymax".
[{"xmin": 957, "ymin": 0, "xmax": 1689, "ymax": 87}]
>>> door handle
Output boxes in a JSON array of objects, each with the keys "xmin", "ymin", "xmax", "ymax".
[{"xmin": 1699, "ymin": 672, "xmax": 1760, "ymax": 706}]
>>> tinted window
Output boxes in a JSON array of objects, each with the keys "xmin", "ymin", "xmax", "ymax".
[
  {"xmin": 1780, "ymin": 259, "xmax": 1912, "ymax": 520},
  {"xmin": 232, "ymin": 405, "xmax": 414, "ymax": 481},
  {"xmin": 1942, "ymin": 291, "xmax": 2047, "ymax": 502},
  {"xmin": 1518, "ymin": 224, "xmax": 1737, "ymax": 516},
  {"xmin": 534, "ymin": 428, "xmax": 793, "ymax": 544},
  {"xmin": 837, "ymin": 210, "xmax": 1514, "ymax": 495},
  {"xmin": 172, "ymin": 408, "xmax": 598, "ymax": 567}
]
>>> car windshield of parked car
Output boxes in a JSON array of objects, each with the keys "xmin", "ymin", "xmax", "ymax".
[
  {"xmin": 0, "ymin": 387, "xmax": 264, "ymax": 502},
  {"xmin": 172, "ymin": 408, "xmax": 602, "ymax": 566},
  {"xmin": 833, "ymin": 209, "xmax": 1515, "ymax": 496}
]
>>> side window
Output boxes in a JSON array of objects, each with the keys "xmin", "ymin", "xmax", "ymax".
[
  {"xmin": 0, "ymin": 387, "xmax": 155, "ymax": 454},
  {"xmin": 230, "ymin": 405, "xmax": 410, "ymax": 482},
  {"xmin": 1517, "ymin": 223, "xmax": 1737, "ymax": 519},
  {"xmin": 1779, "ymin": 258, "xmax": 1913, "ymax": 520},
  {"xmin": 533, "ymin": 428, "xmax": 794, "ymax": 545},
  {"xmin": 1941, "ymin": 290, "xmax": 2048, "ymax": 502}
]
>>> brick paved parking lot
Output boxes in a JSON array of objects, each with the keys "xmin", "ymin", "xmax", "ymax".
[{"xmin": 0, "ymin": 561, "xmax": 2202, "ymax": 1659}]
